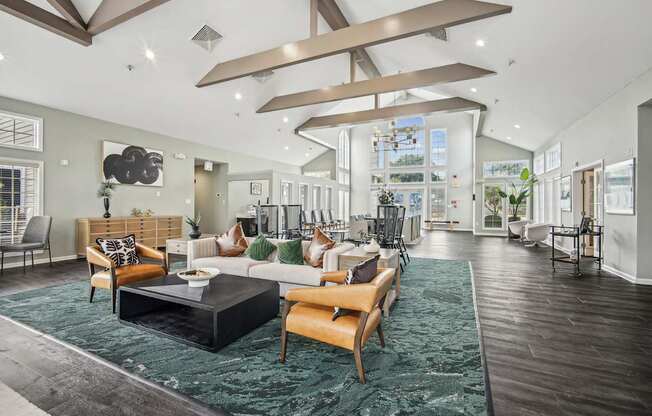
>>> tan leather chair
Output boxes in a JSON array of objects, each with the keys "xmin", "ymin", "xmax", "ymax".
[
  {"xmin": 86, "ymin": 243, "xmax": 167, "ymax": 313},
  {"xmin": 280, "ymin": 268, "xmax": 395, "ymax": 383}
]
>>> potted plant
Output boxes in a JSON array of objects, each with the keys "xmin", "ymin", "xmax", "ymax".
[
  {"xmin": 377, "ymin": 186, "xmax": 395, "ymax": 205},
  {"xmin": 186, "ymin": 214, "xmax": 202, "ymax": 239},
  {"xmin": 97, "ymin": 180, "xmax": 116, "ymax": 219},
  {"xmin": 499, "ymin": 168, "xmax": 538, "ymax": 221}
]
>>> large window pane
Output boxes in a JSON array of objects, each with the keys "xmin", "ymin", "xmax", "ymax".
[
  {"xmin": 389, "ymin": 172, "xmax": 424, "ymax": 184},
  {"xmin": 370, "ymin": 138, "xmax": 384, "ymax": 169},
  {"xmin": 0, "ymin": 112, "xmax": 42, "ymax": 151},
  {"xmin": 394, "ymin": 190, "xmax": 423, "ymax": 217},
  {"xmin": 280, "ymin": 182, "xmax": 291, "ymax": 205},
  {"xmin": 0, "ymin": 162, "xmax": 41, "ymax": 246},
  {"xmin": 545, "ymin": 143, "xmax": 561, "ymax": 172},
  {"xmin": 371, "ymin": 173, "xmax": 384, "ymax": 185},
  {"xmin": 430, "ymin": 186, "xmax": 446, "ymax": 221},
  {"xmin": 431, "ymin": 170, "xmax": 447, "ymax": 183},
  {"xmin": 483, "ymin": 184, "xmax": 505, "ymax": 229},
  {"xmin": 389, "ymin": 117, "xmax": 425, "ymax": 168},
  {"xmin": 431, "ymin": 129, "xmax": 447, "ymax": 166},
  {"xmin": 483, "ymin": 160, "xmax": 529, "ymax": 178}
]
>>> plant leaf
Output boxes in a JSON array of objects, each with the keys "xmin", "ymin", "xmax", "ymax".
[{"xmin": 520, "ymin": 168, "xmax": 530, "ymax": 181}]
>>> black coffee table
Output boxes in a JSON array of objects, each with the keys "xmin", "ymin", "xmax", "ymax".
[{"xmin": 117, "ymin": 274, "xmax": 279, "ymax": 351}]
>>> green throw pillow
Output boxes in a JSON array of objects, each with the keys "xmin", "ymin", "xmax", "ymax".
[
  {"xmin": 246, "ymin": 235, "xmax": 277, "ymax": 261},
  {"xmin": 277, "ymin": 239, "xmax": 304, "ymax": 265}
]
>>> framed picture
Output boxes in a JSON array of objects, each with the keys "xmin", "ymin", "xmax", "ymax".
[
  {"xmin": 604, "ymin": 159, "xmax": 635, "ymax": 215},
  {"xmin": 250, "ymin": 182, "xmax": 262, "ymax": 195},
  {"xmin": 560, "ymin": 175, "xmax": 572, "ymax": 212},
  {"xmin": 102, "ymin": 141, "xmax": 163, "ymax": 187}
]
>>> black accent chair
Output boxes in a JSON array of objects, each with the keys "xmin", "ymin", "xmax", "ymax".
[
  {"xmin": 376, "ymin": 205, "xmax": 403, "ymax": 273},
  {"xmin": 1, "ymin": 215, "xmax": 52, "ymax": 273},
  {"xmin": 282, "ymin": 205, "xmax": 303, "ymax": 239},
  {"xmin": 301, "ymin": 209, "xmax": 315, "ymax": 236},
  {"xmin": 327, "ymin": 209, "xmax": 344, "ymax": 229},
  {"xmin": 395, "ymin": 206, "xmax": 410, "ymax": 266}
]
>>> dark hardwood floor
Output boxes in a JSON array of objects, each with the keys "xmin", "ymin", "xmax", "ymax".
[{"xmin": 1, "ymin": 232, "xmax": 651, "ymax": 415}]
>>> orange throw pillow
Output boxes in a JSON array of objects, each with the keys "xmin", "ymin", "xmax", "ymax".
[
  {"xmin": 216, "ymin": 223, "xmax": 249, "ymax": 257},
  {"xmin": 304, "ymin": 227, "xmax": 335, "ymax": 268}
]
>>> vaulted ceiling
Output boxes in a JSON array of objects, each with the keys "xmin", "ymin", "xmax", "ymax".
[{"xmin": 1, "ymin": 0, "xmax": 652, "ymax": 166}]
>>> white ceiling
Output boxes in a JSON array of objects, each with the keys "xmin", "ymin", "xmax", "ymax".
[{"xmin": 1, "ymin": 1, "xmax": 652, "ymax": 166}]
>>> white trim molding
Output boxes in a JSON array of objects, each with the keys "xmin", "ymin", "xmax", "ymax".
[{"xmin": 602, "ymin": 265, "xmax": 652, "ymax": 286}]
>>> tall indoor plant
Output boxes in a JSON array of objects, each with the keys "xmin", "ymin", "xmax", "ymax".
[{"xmin": 499, "ymin": 167, "xmax": 538, "ymax": 221}]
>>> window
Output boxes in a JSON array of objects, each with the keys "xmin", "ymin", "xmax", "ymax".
[
  {"xmin": 483, "ymin": 184, "xmax": 505, "ymax": 230},
  {"xmin": 430, "ymin": 129, "xmax": 447, "ymax": 166},
  {"xmin": 0, "ymin": 111, "xmax": 43, "ymax": 152},
  {"xmin": 389, "ymin": 117, "xmax": 425, "ymax": 168},
  {"xmin": 394, "ymin": 189, "xmax": 424, "ymax": 217},
  {"xmin": 545, "ymin": 143, "xmax": 561, "ymax": 172},
  {"xmin": 483, "ymin": 160, "xmax": 529, "ymax": 178},
  {"xmin": 299, "ymin": 184, "xmax": 309, "ymax": 210},
  {"xmin": 430, "ymin": 186, "xmax": 446, "ymax": 221},
  {"xmin": 0, "ymin": 158, "xmax": 42, "ymax": 247},
  {"xmin": 325, "ymin": 187, "xmax": 332, "ymax": 210},
  {"xmin": 390, "ymin": 172, "xmax": 425, "ymax": 184},
  {"xmin": 370, "ymin": 138, "xmax": 384, "ymax": 170},
  {"xmin": 312, "ymin": 186, "xmax": 321, "ymax": 210},
  {"xmin": 304, "ymin": 171, "xmax": 331, "ymax": 179},
  {"xmin": 280, "ymin": 182, "xmax": 292, "ymax": 205},
  {"xmin": 533, "ymin": 154, "xmax": 545, "ymax": 175},
  {"xmin": 371, "ymin": 173, "xmax": 384, "ymax": 185},
  {"xmin": 431, "ymin": 170, "xmax": 447, "ymax": 183},
  {"xmin": 338, "ymin": 190, "xmax": 350, "ymax": 221}
]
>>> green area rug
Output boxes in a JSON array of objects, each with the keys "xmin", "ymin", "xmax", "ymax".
[{"xmin": 0, "ymin": 258, "xmax": 489, "ymax": 416}]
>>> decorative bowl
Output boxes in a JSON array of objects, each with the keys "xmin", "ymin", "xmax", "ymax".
[
  {"xmin": 177, "ymin": 268, "xmax": 220, "ymax": 287},
  {"xmin": 363, "ymin": 238, "xmax": 380, "ymax": 253}
]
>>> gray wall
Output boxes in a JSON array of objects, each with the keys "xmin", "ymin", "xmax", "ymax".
[
  {"xmin": 0, "ymin": 95, "xmax": 300, "ymax": 264},
  {"xmin": 637, "ymin": 105, "xmax": 652, "ymax": 280},
  {"xmin": 194, "ymin": 164, "xmax": 228, "ymax": 235},
  {"xmin": 474, "ymin": 136, "xmax": 534, "ymax": 235},
  {"xmin": 532, "ymin": 68, "xmax": 652, "ymax": 281},
  {"xmin": 302, "ymin": 150, "xmax": 336, "ymax": 180}
]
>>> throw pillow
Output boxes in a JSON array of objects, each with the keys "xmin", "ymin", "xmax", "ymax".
[
  {"xmin": 216, "ymin": 223, "xmax": 248, "ymax": 257},
  {"xmin": 304, "ymin": 227, "xmax": 335, "ymax": 268},
  {"xmin": 332, "ymin": 254, "xmax": 380, "ymax": 321},
  {"xmin": 96, "ymin": 234, "xmax": 141, "ymax": 267},
  {"xmin": 277, "ymin": 239, "xmax": 304, "ymax": 265},
  {"xmin": 246, "ymin": 235, "xmax": 277, "ymax": 261}
]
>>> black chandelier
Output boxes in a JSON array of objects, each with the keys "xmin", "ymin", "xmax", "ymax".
[{"xmin": 371, "ymin": 121, "xmax": 421, "ymax": 152}]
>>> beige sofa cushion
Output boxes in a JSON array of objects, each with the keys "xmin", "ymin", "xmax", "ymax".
[
  {"xmin": 249, "ymin": 263, "xmax": 323, "ymax": 287},
  {"xmin": 192, "ymin": 256, "xmax": 267, "ymax": 277}
]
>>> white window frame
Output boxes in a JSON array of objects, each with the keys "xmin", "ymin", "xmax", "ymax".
[
  {"xmin": 545, "ymin": 143, "xmax": 561, "ymax": 172},
  {"xmin": 533, "ymin": 154, "xmax": 545, "ymax": 175},
  {"xmin": 0, "ymin": 156, "xmax": 44, "ymax": 255},
  {"xmin": 430, "ymin": 128, "xmax": 448, "ymax": 167},
  {"xmin": 482, "ymin": 183, "xmax": 506, "ymax": 230},
  {"xmin": 299, "ymin": 183, "xmax": 309, "ymax": 210},
  {"xmin": 483, "ymin": 160, "xmax": 530, "ymax": 179},
  {"xmin": 324, "ymin": 187, "xmax": 333, "ymax": 211},
  {"xmin": 280, "ymin": 181, "xmax": 293, "ymax": 205},
  {"xmin": 387, "ymin": 117, "xmax": 426, "ymax": 170},
  {"xmin": 0, "ymin": 110, "xmax": 43, "ymax": 152},
  {"xmin": 429, "ymin": 184, "xmax": 447, "ymax": 221},
  {"xmin": 388, "ymin": 170, "xmax": 426, "ymax": 185}
]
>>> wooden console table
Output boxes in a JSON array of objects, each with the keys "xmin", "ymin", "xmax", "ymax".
[
  {"xmin": 338, "ymin": 247, "xmax": 400, "ymax": 317},
  {"xmin": 76, "ymin": 216, "xmax": 182, "ymax": 256}
]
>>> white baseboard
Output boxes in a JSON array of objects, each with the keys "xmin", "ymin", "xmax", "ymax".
[
  {"xmin": 473, "ymin": 232, "xmax": 507, "ymax": 237},
  {"xmin": 1, "ymin": 254, "xmax": 78, "ymax": 270}
]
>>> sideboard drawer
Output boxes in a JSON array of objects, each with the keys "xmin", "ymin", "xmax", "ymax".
[{"xmin": 166, "ymin": 240, "xmax": 188, "ymax": 255}]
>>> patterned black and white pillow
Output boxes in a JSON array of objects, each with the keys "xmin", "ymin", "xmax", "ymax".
[
  {"xmin": 332, "ymin": 254, "xmax": 380, "ymax": 321},
  {"xmin": 96, "ymin": 235, "xmax": 141, "ymax": 267}
]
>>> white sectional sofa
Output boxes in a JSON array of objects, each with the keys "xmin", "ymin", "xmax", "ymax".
[{"xmin": 187, "ymin": 237, "xmax": 354, "ymax": 296}]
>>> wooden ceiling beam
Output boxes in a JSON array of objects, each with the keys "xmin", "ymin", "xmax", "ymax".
[
  {"xmin": 258, "ymin": 63, "xmax": 495, "ymax": 113},
  {"xmin": 296, "ymin": 97, "xmax": 486, "ymax": 131},
  {"xmin": 197, "ymin": 0, "xmax": 511, "ymax": 87},
  {"xmin": 317, "ymin": 0, "xmax": 381, "ymax": 80},
  {"xmin": 87, "ymin": 0, "xmax": 170, "ymax": 36},
  {"xmin": 0, "ymin": 0, "xmax": 91, "ymax": 46},
  {"xmin": 46, "ymin": 0, "xmax": 85, "ymax": 29}
]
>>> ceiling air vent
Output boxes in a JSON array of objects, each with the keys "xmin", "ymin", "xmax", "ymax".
[
  {"xmin": 191, "ymin": 24, "xmax": 222, "ymax": 52},
  {"xmin": 252, "ymin": 70, "xmax": 275, "ymax": 83}
]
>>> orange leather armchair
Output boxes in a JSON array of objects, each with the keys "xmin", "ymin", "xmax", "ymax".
[
  {"xmin": 280, "ymin": 268, "xmax": 395, "ymax": 383},
  {"xmin": 86, "ymin": 243, "xmax": 167, "ymax": 313}
]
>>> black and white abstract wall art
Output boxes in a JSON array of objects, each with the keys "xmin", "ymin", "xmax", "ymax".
[{"xmin": 102, "ymin": 141, "xmax": 164, "ymax": 187}]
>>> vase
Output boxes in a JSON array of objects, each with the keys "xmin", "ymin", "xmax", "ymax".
[
  {"xmin": 189, "ymin": 226, "xmax": 202, "ymax": 239},
  {"xmin": 103, "ymin": 197, "xmax": 111, "ymax": 219},
  {"xmin": 363, "ymin": 238, "xmax": 380, "ymax": 253}
]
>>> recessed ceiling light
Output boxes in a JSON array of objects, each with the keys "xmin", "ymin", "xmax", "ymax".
[
  {"xmin": 506, "ymin": 136, "xmax": 512, "ymax": 140},
  {"xmin": 284, "ymin": 146, "xmax": 289, "ymax": 150},
  {"xmin": 305, "ymin": 153, "xmax": 310, "ymax": 157},
  {"xmin": 470, "ymin": 87, "xmax": 478, "ymax": 93},
  {"xmin": 514, "ymin": 124, "xmax": 521, "ymax": 129},
  {"xmin": 234, "ymin": 92, "xmax": 243, "ymax": 100},
  {"xmin": 144, "ymin": 48, "xmax": 156, "ymax": 61},
  {"xmin": 475, "ymin": 39, "xmax": 486, "ymax": 47},
  {"xmin": 0, "ymin": 52, "xmax": 4, "ymax": 61},
  {"xmin": 283, "ymin": 116, "xmax": 289, "ymax": 123}
]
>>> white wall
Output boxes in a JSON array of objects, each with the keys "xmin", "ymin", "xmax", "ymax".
[
  {"xmin": 532, "ymin": 68, "xmax": 652, "ymax": 282},
  {"xmin": 0, "ymin": 95, "xmax": 300, "ymax": 262},
  {"xmin": 350, "ymin": 111, "xmax": 475, "ymax": 229},
  {"xmin": 227, "ymin": 179, "xmax": 270, "ymax": 225},
  {"xmin": 194, "ymin": 163, "xmax": 228, "ymax": 234}
]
